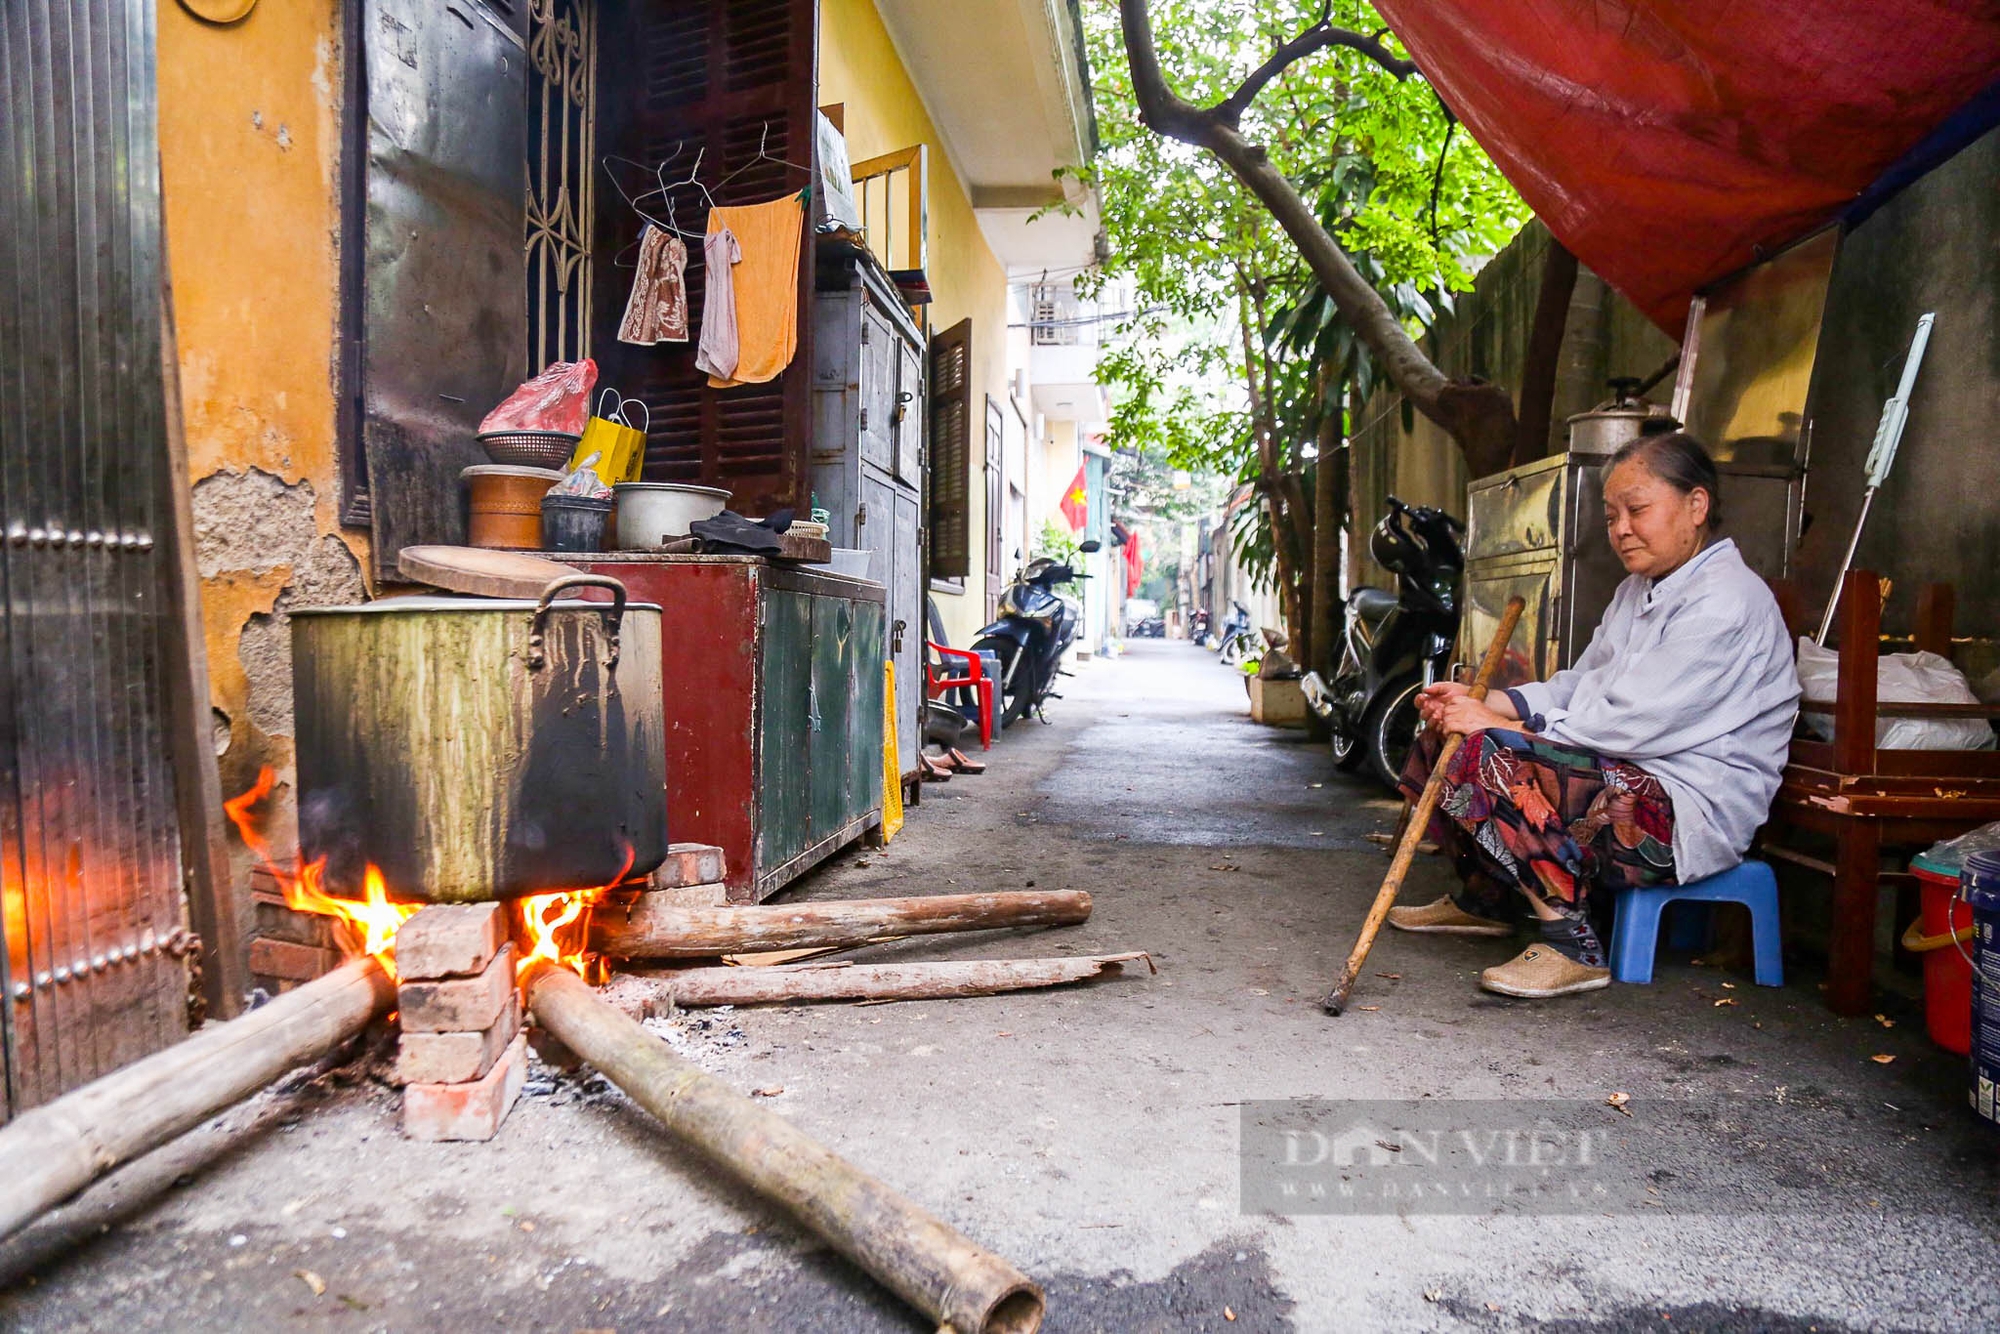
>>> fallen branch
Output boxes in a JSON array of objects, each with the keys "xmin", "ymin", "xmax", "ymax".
[
  {"xmin": 589, "ymin": 890, "xmax": 1093, "ymax": 959},
  {"xmin": 0, "ymin": 957, "xmax": 394, "ymax": 1240},
  {"xmin": 524, "ymin": 963, "xmax": 1044, "ymax": 1334},
  {"xmin": 605, "ymin": 952, "xmax": 1154, "ymax": 1012}
]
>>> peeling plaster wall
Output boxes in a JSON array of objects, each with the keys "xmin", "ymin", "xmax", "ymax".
[{"xmin": 159, "ymin": 0, "xmax": 366, "ymax": 879}]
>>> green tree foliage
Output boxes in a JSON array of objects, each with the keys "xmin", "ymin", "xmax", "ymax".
[{"xmin": 1070, "ymin": 0, "xmax": 1528, "ymax": 633}]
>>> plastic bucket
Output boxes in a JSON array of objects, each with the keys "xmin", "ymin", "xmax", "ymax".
[
  {"xmin": 1966, "ymin": 850, "xmax": 2000, "ymax": 1129},
  {"xmin": 1905, "ymin": 857, "xmax": 1975, "ymax": 1055},
  {"xmin": 541, "ymin": 492, "xmax": 613, "ymax": 553}
]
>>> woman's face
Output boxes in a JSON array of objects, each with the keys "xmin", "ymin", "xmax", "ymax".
[{"xmin": 1603, "ymin": 457, "xmax": 1709, "ymax": 578}]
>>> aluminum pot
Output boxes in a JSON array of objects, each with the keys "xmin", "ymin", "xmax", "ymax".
[
  {"xmin": 613, "ymin": 482, "xmax": 731, "ymax": 549},
  {"xmin": 291, "ymin": 574, "xmax": 667, "ymax": 903}
]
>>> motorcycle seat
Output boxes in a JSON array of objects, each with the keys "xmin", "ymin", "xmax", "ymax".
[{"xmin": 1350, "ymin": 586, "xmax": 1398, "ymax": 626}]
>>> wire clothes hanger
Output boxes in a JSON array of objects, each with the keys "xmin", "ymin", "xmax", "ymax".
[
  {"xmin": 714, "ymin": 121, "xmax": 812, "ymax": 195},
  {"xmin": 603, "ymin": 145, "xmax": 714, "ymax": 266}
]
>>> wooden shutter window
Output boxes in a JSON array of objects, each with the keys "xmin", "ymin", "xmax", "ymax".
[
  {"xmin": 590, "ymin": 0, "xmax": 817, "ymax": 517},
  {"xmin": 927, "ymin": 319, "xmax": 972, "ymax": 578}
]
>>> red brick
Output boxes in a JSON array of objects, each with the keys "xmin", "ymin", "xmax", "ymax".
[
  {"xmin": 395, "ymin": 903, "xmax": 506, "ymax": 981},
  {"xmin": 398, "ymin": 943, "xmax": 514, "ymax": 1032},
  {"xmin": 653, "ymin": 843, "xmax": 725, "ymax": 889},
  {"xmin": 401, "ymin": 1032, "xmax": 527, "ymax": 1142},
  {"xmin": 395, "ymin": 996, "xmax": 520, "ymax": 1085},
  {"xmin": 248, "ymin": 935, "xmax": 341, "ymax": 983}
]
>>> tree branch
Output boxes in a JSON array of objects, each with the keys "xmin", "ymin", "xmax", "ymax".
[
  {"xmin": 1117, "ymin": 0, "xmax": 1519, "ymax": 477},
  {"xmin": 1211, "ymin": 17, "xmax": 1417, "ymax": 128}
]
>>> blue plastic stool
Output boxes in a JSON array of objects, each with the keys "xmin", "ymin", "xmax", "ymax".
[{"xmin": 1610, "ymin": 860, "xmax": 1784, "ymax": 986}]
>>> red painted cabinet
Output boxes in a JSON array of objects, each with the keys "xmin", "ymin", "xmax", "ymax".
[{"xmin": 579, "ymin": 555, "xmax": 885, "ymax": 902}]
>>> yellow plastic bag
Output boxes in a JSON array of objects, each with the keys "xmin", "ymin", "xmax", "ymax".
[
  {"xmin": 567, "ymin": 389, "xmax": 648, "ymax": 485},
  {"xmin": 880, "ymin": 660, "xmax": 903, "ymax": 842}
]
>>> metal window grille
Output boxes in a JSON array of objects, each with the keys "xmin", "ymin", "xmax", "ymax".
[{"xmin": 527, "ymin": 0, "xmax": 596, "ymax": 372}]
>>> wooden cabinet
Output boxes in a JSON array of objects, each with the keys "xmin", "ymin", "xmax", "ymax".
[
  {"xmin": 811, "ymin": 242, "xmax": 926, "ymax": 773},
  {"xmin": 578, "ymin": 555, "xmax": 884, "ymax": 903}
]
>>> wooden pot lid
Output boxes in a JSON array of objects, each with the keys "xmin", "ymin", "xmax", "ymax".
[{"xmin": 397, "ymin": 545, "xmax": 584, "ymax": 598}]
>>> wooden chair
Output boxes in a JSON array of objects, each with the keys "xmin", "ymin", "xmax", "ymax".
[{"xmin": 1762, "ymin": 570, "xmax": 2000, "ymax": 1014}]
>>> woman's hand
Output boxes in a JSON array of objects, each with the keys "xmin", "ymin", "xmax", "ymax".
[
  {"xmin": 1419, "ymin": 681, "xmax": 1524, "ymax": 735},
  {"xmin": 1416, "ymin": 681, "xmax": 1470, "ymax": 727},
  {"xmin": 1435, "ymin": 691, "xmax": 1520, "ymax": 738}
]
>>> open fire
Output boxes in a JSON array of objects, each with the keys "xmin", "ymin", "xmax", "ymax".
[{"xmin": 224, "ymin": 766, "xmax": 608, "ymax": 983}]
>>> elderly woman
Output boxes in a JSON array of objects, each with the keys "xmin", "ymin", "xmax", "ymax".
[{"xmin": 1387, "ymin": 432, "xmax": 1799, "ymax": 998}]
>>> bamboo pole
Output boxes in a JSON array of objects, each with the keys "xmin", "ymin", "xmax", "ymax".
[
  {"xmin": 524, "ymin": 963, "xmax": 1044, "ymax": 1334},
  {"xmin": 0, "ymin": 957, "xmax": 394, "ymax": 1240},
  {"xmin": 589, "ymin": 890, "xmax": 1092, "ymax": 959},
  {"xmin": 605, "ymin": 952, "xmax": 1152, "ymax": 1011},
  {"xmin": 1321, "ymin": 596, "xmax": 1525, "ymax": 1016}
]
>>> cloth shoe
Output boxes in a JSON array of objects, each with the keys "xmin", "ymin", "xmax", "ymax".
[
  {"xmin": 1386, "ymin": 895, "xmax": 1513, "ymax": 937},
  {"xmin": 1479, "ymin": 945, "xmax": 1611, "ymax": 998}
]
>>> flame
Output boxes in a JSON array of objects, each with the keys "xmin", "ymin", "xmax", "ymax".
[
  {"xmin": 225, "ymin": 766, "xmax": 420, "ymax": 978},
  {"xmin": 227, "ymin": 766, "xmax": 636, "ymax": 988},
  {"xmin": 514, "ymin": 843, "xmax": 632, "ymax": 986}
]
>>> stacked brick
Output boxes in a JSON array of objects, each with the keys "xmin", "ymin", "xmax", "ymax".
[{"xmin": 393, "ymin": 904, "xmax": 526, "ymax": 1141}]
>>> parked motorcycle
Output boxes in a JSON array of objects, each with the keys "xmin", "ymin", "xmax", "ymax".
[
  {"xmin": 973, "ymin": 540, "xmax": 1102, "ymax": 727},
  {"xmin": 1214, "ymin": 600, "xmax": 1255, "ymax": 666},
  {"xmin": 1302, "ymin": 496, "xmax": 1464, "ymax": 791}
]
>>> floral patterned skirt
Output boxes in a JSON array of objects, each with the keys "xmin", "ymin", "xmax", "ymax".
[{"xmin": 1399, "ymin": 727, "xmax": 1677, "ymax": 947}]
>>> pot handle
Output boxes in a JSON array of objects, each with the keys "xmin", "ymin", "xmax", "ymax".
[{"xmin": 528, "ymin": 574, "xmax": 628, "ymax": 671}]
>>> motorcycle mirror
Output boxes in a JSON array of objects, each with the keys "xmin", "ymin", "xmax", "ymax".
[{"xmin": 1078, "ymin": 539, "xmax": 1102, "ymax": 553}]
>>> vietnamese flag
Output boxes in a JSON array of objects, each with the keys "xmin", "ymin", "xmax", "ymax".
[{"xmin": 1059, "ymin": 464, "xmax": 1088, "ymax": 531}]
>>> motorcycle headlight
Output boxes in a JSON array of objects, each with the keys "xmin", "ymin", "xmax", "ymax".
[{"xmin": 999, "ymin": 591, "xmax": 1020, "ymax": 617}]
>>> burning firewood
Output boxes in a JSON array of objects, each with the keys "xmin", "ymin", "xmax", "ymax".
[
  {"xmin": 588, "ymin": 889, "xmax": 1093, "ymax": 958},
  {"xmin": 603, "ymin": 952, "xmax": 1154, "ymax": 1012},
  {"xmin": 0, "ymin": 958, "xmax": 394, "ymax": 1241},
  {"xmin": 522, "ymin": 962, "xmax": 1045, "ymax": 1333}
]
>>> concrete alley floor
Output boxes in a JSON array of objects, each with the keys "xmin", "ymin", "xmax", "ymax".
[{"xmin": 4, "ymin": 640, "xmax": 1997, "ymax": 1331}]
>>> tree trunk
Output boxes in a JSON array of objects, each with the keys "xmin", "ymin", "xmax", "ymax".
[
  {"xmin": 605, "ymin": 953, "xmax": 1153, "ymax": 1009},
  {"xmin": 1310, "ymin": 371, "xmax": 1345, "ymax": 681},
  {"xmin": 1118, "ymin": 0, "xmax": 1520, "ymax": 478},
  {"xmin": 1237, "ymin": 294, "xmax": 1302, "ymax": 647},
  {"xmin": 589, "ymin": 890, "xmax": 1094, "ymax": 959},
  {"xmin": 1512, "ymin": 237, "xmax": 1578, "ymax": 467},
  {"xmin": 0, "ymin": 957, "xmax": 393, "ymax": 1240},
  {"xmin": 525, "ymin": 965, "xmax": 1044, "ymax": 1334}
]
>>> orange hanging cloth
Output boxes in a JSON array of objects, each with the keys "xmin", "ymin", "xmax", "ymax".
[{"xmin": 705, "ymin": 194, "xmax": 804, "ymax": 388}]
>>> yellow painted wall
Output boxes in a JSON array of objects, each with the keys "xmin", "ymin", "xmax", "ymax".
[
  {"xmin": 159, "ymin": 0, "xmax": 365, "ymax": 874},
  {"xmin": 818, "ymin": 0, "xmax": 1010, "ymax": 648}
]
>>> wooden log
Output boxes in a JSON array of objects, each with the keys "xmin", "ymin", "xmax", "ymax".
[
  {"xmin": 604, "ymin": 952, "xmax": 1153, "ymax": 1011},
  {"xmin": 589, "ymin": 889, "xmax": 1092, "ymax": 959},
  {"xmin": 0, "ymin": 957, "xmax": 393, "ymax": 1240},
  {"xmin": 523, "ymin": 964, "xmax": 1044, "ymax": 1334}
]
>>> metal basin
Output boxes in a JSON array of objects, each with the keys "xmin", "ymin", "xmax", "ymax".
[{"xmin": 291, "ymin": 575, "xmax": 667, "ymax": 902}]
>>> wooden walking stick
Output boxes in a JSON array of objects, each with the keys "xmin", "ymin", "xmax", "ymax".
[{"xmin": 1321, "ymin": 596, "xmax": 1525, "ymax": 1016}]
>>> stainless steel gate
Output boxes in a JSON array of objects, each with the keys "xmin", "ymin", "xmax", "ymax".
[{"xmin": 0, "ymin": 0, "xmax": 196, "ymax": 1117}]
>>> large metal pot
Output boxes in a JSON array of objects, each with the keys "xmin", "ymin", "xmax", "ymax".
[{"xmin": 291, "ymin": 575, "xmax": 667, "ymax": 903}]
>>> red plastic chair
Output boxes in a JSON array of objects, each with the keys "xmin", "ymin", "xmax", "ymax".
[{"xmin": 925, "ymin": 643, "xmax": 993, "ymax": 750}]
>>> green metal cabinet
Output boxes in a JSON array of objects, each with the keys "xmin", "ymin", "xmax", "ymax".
[{"xmin": 579, "ymin": 554, "xmax": 886, "ymax": 902}]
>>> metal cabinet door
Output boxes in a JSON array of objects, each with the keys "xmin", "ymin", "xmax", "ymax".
[
  {"xmin": 859, "ymin": 305, "xmax": 896, "ymax": 474},
  {"xmin": 807, "ymin": 595, "xmax": 855, "ymax": 841},
  {"xmin": 857, "ymin": 472, "xmax": 896, "ymax": 589},
  {"xmin": 1460, "ymin": 564, "xmax": 1560, "ymax": 690},
  {"xmin": 756, "ymin": 589, "xmax": 813, "ymax": 877},
  {"xmin": 894, "ymin": 337, "xmax": 924, "ymax": 485},
  {"xmin": 893, "ymin": 489, "xmax": 923, "ymax": 764},
  {"xmin": 849, "ymin": 599, "xmax": 887, "ymax": 812}
]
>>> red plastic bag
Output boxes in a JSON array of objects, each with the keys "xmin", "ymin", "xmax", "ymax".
[{"xmin": 479, "ymin": 359, "xmax": 598, "ymax": 435}]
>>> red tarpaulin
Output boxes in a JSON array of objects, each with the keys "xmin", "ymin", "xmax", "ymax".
[{"xmin": 1371, "ymin": 0, "xmax": 2000, "ymax": 331}]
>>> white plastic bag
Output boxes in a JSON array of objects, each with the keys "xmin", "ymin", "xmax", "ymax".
[{"xmin": 1796, "ymin": 636, "xmax": 1996, "ymax": 750}]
